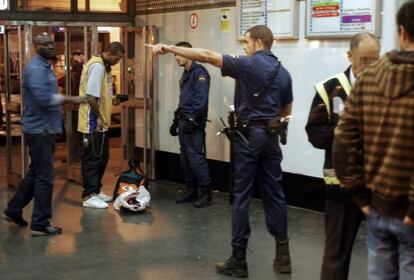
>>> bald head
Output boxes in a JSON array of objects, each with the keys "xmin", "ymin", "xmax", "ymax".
[
  {"xmin": 34, "ymin": 33, "xmax": 55, "ymax": 60},
  {"xmin": 348, "ymin": 32, "xmax": 381, "ymax": 76}
]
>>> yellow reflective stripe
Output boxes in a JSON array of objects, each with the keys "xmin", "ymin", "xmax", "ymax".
[
  {"xmin": 335, "ymin": 73, "xmax": 352, "ymax": 96},
  {"xmin": 324, "ymin": 176, "xmax": 340, "ymax": 185},
  {"xmin": 315, "ymin": 82, "xmax": 331, "ymax": 120},
  {"xmin": 314, "ymin": 72, "xmax": 352, "ymax": 122}
]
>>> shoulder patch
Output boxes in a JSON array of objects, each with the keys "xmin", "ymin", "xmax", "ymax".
[
  {"xmin": 198, "ymin": 75, "xmax": 207, "ymax": 81},
  {"xmin": 230, "ymin": 54, "xmax": 240, "ymax": 58}
]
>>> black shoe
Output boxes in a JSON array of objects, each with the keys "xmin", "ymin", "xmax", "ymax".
[
  {"xmin": 175, "ymin": 189, "xmax": 198, "ymax": 204},
  {"xmin": 216, "ymin": 256, "xmax": 248, "ymax": 278},
  {"xmin": 3, "ymin": 210, "xmax": 28, "ymax": 227},
  {"xmin": 31, "ymin": 225, "xmax": 63, "ymax": 237},
  {"xmin": 274, "ymin": 239, "xmax": 291, "ymax": 274},
  {"xmin": 194, "ymin": 185, "xmax": 212, "ymax": 208},
  {"xmin": 194, "ymin": 195, "xmax": 212, "ymax": 208}
]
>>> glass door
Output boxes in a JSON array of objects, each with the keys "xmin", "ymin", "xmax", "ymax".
[
  {"xmin": 121, "ymin": 26, "xmax": 157, "ymax": 179},
  {"xmin": 65, "ymin": 26, "xmax": 94, "ymax": 183},
  {"xmin": 3, "ymin": 24, "xmax": 29, "ymax": 187}
]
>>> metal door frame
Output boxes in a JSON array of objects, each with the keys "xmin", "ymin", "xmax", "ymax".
[
  {"xmin": 121, "ymin": 26, "xmax": 157, "ymax": 179},
  {"xmin": 2, "ymin": 21, "xmax": 131, "ymax": 186},
  {"xmin": 3, "ymin": 24, "xmax": 30, "ymax": 187}
]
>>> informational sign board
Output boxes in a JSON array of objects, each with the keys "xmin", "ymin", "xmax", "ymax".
[
  {"xmin": 237, "ymin": 0, "xmax": 299, "ymax": 40},
  {"xmin": 306, "ymin": 0, "xmax": 381, "ymax": 38}
]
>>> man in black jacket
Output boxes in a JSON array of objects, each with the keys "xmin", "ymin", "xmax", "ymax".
[
  {"xmin": 305, "ymin": 32, "xmax": 380, "ymax": 280},
  {"xmin": 170, "ymin": 41, "xmax": 212, "ymax": 208}
]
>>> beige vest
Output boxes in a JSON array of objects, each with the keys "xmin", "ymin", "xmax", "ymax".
[{"xmin": 78, "ymin": 56, "xmax": 113, "ymax": 133}]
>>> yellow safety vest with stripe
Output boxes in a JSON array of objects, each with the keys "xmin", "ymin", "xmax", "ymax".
[
  {"xmin": 314, "ymin": 72, "xmax": 352, "ymax": 122},
  {"xmin": 315, "ymin": 72, "xmax": 352, "ymax": 185},
  {"xmin": 77, "ymin": 56, "xmax": 113, "ymax": 133}
]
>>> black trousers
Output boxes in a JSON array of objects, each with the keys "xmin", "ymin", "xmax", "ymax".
[
  {"xmin": 232, "ymin": 127, "xmax": 287, "ymax": 248},
  {"xmin": 320, "ymin": 195, "xmax": 364, "ymax": 280},
  {"xmin": 81, "ymin": 131, "xmax": 109, "ymax": 199},
  {"xmin": 7, "ymin": 133, "xmax": 56, "ymax": 229},
  {"xmin": 177, "ymin": 120, "xmax": 211, "ymax": 188}
]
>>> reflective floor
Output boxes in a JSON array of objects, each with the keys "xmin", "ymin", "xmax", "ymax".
[{"xmin": 0, "ymin": 143, "xmax": 368, "ymax": 280}]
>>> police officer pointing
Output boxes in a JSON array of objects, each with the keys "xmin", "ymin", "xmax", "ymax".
[
  {"xmin": 153, "ymin": 25, "xmax": 293, "ymax": 278},
  {"xmin": 170, "ymin": 41, "xmax": 213, "ymax": 208}
]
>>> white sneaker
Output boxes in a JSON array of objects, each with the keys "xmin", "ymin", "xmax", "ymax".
[
  {"xmin": 98, "ymin": 192, "xmax": 112, "ymax": 202},
  {"xmin": 83, "ymin": 196, "xmax": 109, "ymax": 209}
]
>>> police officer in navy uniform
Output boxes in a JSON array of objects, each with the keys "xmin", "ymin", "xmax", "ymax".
[
  {"xmin": 169, "ymin": 41, "xmax": 213, "ymax": 208},
  {"xmin": 305, "ymin": 33, "xmax": 380, "ymax": 280},
  {"xmin": 153, "ymin": 25, "xmax": 293, "ymax": 278}
]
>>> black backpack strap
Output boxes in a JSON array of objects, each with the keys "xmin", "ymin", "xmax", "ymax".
[
  {"xmin": 128, "ymin": 160, "xmax": 145, "ymax": 176},
  {"xmin": 113, "ymin": 175, "xmax": 124, "ymax": 200}
]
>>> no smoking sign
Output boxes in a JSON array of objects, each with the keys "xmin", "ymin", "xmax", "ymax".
[{"xmin": 189, "ymin": 13, "xmax": 199, "ymax": 29}]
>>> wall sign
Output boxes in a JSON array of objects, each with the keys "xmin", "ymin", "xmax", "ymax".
[
  {"xmin": 221, "ymin": 8, "xmax": 231, "ymax": 32},
  {"xmin": 237, "ymin": 0, "xmax": 299, "ymax": 40},
  {"xmin": 306, "ymin": 0, "xmax": 381, "ymax": 38},
  {"xmin": 189, "ymin": 13, "xmax": 199, "ymax": 30}
]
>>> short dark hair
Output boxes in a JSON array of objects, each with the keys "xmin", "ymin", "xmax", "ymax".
[
  {"xmin": 71, "ymin": 50, "xmax": 84, "ymax": 56},
  {"xmin": 175, "ymin": 41, "xmax": 192, "ymax": 48},
  {"xmin": 244, "ymin": 25, "xmax": 274, "ymax": 50},
  {"xmin": 349, "ymin": 32, "xmax": 380, "ymax": 51},
  {"xmin": 397, "ymin": 1, "xmax": 414, "ymax": 42},
  {"xmin": 106, "ymin": 42, "xmax": 125, "ymax": 55}
]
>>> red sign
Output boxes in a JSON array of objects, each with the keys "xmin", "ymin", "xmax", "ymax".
[
  {"xmin": 313, "ymin": 12, "xmax": 340, "ymax": 18},
  {"xmin": 313, "ymin": 5, "xmax": 339, "ymax": 11},
  {"xmin": 189, "ymin": 13, "xmax": 199, "ymax": 29}
]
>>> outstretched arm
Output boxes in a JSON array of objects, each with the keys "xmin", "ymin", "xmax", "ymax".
[{"xmin": 152, "ymin": 44, "xmax": 223, "ymax": 68}]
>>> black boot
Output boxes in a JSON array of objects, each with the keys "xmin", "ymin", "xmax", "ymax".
[
  {"xmin": 216, "ymin": 246, "xmax": 248, "ymax": 278},
  {"xmin": 274, "ymin": 238, "xmax": 291, "ymax": 274},
  {"xmin": 194, "ymin": 185, "xmax": 212, "ymax": 208},
  {"xmin": 175, "ymin": 186, "xmax": 198, "ymax": 203}
]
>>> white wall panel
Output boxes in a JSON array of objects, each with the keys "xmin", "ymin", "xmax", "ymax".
[{"xmin": 137, "ymin": 0, "xmax": 399, "ymax": 178}]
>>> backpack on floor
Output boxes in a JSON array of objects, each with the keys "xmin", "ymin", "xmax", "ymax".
[{"xmin": 113, "ymin": 160, "xmax": 150, "ymax": 212}]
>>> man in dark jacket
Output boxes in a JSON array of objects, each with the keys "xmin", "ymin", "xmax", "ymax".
[
  {"xmin": 170, "ymin": 41, "xmax": 212, "ymax": 208},
  {"xmin": 306, "ymin": 32, "xmax": 380, "ymax": 280},
  {"xmin": 333, "ymin": 2, "xmax": 414, "ymax": 279}
]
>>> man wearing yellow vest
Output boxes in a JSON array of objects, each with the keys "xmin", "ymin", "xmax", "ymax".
[
  {"xmin": 78, "ymin": 42, "xmax": 125, "ymax": 209},
  {"xmin": 305, "ymin": 33, "xmax": 380, "ymax": 280}
]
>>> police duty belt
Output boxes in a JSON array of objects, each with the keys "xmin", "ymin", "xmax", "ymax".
[{"xmin": 216, "ymin": 117, "xmax": 249, "ymax": 145}]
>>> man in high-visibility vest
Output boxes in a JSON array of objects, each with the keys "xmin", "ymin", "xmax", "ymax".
[{"xmin": 305, "ymin": 33, "xmax": 380, "ymax": 280}]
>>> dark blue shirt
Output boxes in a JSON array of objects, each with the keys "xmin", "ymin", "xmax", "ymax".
[
  {"xmin": 221, "ymin": 50, "xmax": 293, "ymax": 120},
  {"xmin": 21, "ymin": 54, "xmax": 63, "ymax": 134},
  {"xmin": 178, "ymin": 62, "xmax": 210, "ymax": 119}
]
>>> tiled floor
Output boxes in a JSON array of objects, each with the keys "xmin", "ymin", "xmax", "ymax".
[{"xmin": 0, "ymin": 143, "xmax": 368, "ymax": 280}]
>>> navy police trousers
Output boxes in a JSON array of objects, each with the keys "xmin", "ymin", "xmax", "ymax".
[
  {"xmin": 232, "ymin": 127, "xmax": 288, "ymax": 248},
  {"xmin": 178, "ymin": 120, "xmax": 211, "ymax": 188}
]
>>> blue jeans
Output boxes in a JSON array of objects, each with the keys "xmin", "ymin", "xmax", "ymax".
[
  {"xmin": 7, "ymin": 133, "xmax": 56, "ymax": 229},
  {"xmin": 367, "ymin": 210, "xmax": 414, "ymax": 280}
]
